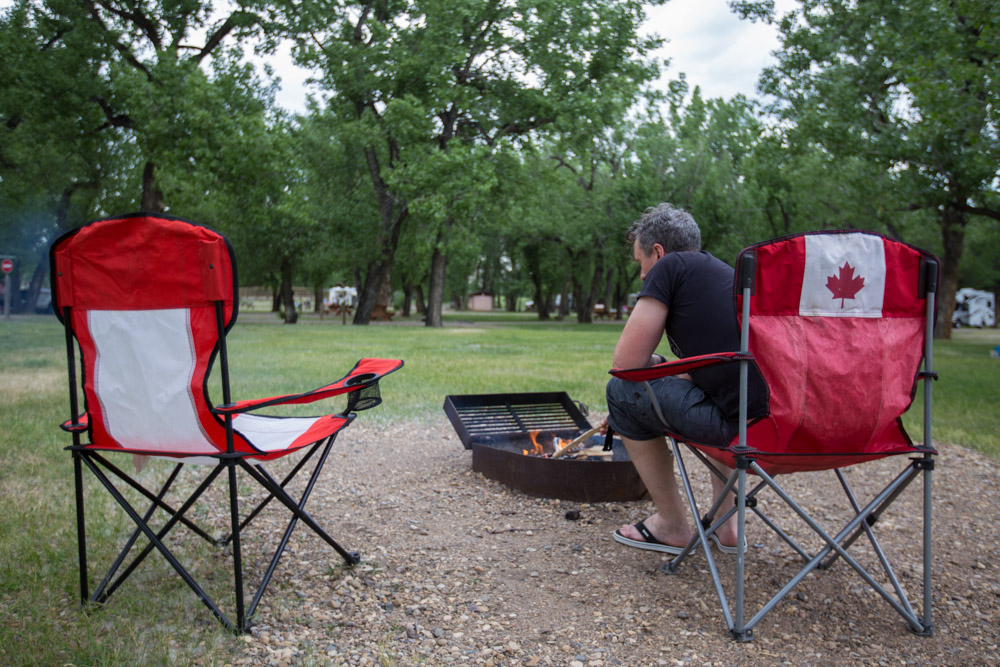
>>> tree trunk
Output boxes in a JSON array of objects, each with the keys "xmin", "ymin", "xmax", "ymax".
[
  {"xmin": 402, "ymin": 282, "xmax": 413, "ymax": 318},
  {"xmin": 540, "ymin": 295, "xmax": 553, "ymax": 319},
  {"xmin": 140, "ymin": 161, "xmax": 164, "ymax": 212},
  {"xmin": 573, "ymin": 253, "xmax": 603, "ymax": 324},
  {"xmin": 6, "ymin": 263, "xmax": 23, "ymax": 313},
  {"xmin": 415, "ymin": 284, "xmax": 427, "ymax": 315},
  {"xmin": 558, "ymin": 279, "xmax": 571, "ymax": 319},
  {"xmin": 505, "ymin": 291, "xmax": 518, "ymax": 312},
  {"xmin": 354, "ymin": 146, "xmax": 407, "ymax": 324},
  {"xmin": 993, "ymin": 282, "xmax": 999, "ymax": 330},
  {"xmin": 935, "ymin": 206, "xmax": 965, "ymax": 339},
  {"xmin": 23, "ymin": 256, "xmax": 48, "ymax": 313},
  {"xmin": 280, "ymin": 257, "xmax": 298, "ymax": 324},
  {"xmin": 272, "ymin": 285, "xmax": 281, "ymax": 312},
  {"xmin": 376, "ymin": 265, "xmax": 393, "ymax": 309},
  {"xmin": 524, "ymin": 245, "xmax": 550, "ymax": 320},
  {"xmin": 314, "ymin": 285, "xmax": 323, "ymax": 313},
  {"xmin": 426, "ymin": 242, "xmax": 448, "ymax": 327},
  {"xmin": 355, "ymin": 255, "xmax": 390, "ymax": 324}
]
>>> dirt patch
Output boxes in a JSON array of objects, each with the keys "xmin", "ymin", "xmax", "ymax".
[
  {"xmin": 207, "ymin": 416, "xmax": 999, "ymax": 665},
  {"xmin": 0, "ymin": 368, "xmax": 63, "ymax": 398}
]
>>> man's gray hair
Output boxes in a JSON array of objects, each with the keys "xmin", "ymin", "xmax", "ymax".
[{"xmin": 626, "ymin": 203, "xmax": 701, "ymax": 254}]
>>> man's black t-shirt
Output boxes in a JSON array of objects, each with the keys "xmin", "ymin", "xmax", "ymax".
[{"xmin": 638, "ymin": 250, "xmax": 768, "ymax": 422}]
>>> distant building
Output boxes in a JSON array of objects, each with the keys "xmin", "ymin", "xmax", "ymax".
[{"xmin": 468, "ymin": 293, "xmax": 493, "ymax": 312}]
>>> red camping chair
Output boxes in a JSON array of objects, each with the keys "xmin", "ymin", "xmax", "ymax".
[
  {"xmin": 610, "ymin": 230, "xmax": 938, "ymax": 641},
  {"xmin": 50, "ymin": 212, "xmax": 403, "ymax": 633}
]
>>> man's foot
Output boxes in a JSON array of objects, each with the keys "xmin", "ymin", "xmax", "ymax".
[
  {"xmin": 708, "ymin": 533, "xmax": 748, "ymax": 555},
  {"xmin": 613, "ymin": 516, "xmax": 692, "ymax": 554}
]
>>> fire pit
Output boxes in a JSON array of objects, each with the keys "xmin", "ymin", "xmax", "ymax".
[{"xmin": 443, "ymin": 392, "xmax": 648, "ymax": 502}]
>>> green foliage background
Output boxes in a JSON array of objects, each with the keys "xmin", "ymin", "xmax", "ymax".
[{"xmin": 2, "ymin": 0, "xmax": 996, "ymax": 329}]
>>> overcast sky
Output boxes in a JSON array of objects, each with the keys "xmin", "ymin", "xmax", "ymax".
[
  {"xmin": 267, "ymin": 0, "xmax": 798, "ymax": 113},
  {"xmin": 644, "ymin": 0, "xmax": 797, "ymax": 102}
]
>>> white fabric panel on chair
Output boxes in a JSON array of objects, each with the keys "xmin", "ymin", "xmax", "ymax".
[
  {"xmin": 800, "ymin": 232, "xmax": 886, "ymax": 318},
  {"xmin": 89, "ymin": 309, "xmax": 217, "ymax": 454},
  {"xmin": 232, "ymin": 414, "xmax": 323, "ymax": 452}
]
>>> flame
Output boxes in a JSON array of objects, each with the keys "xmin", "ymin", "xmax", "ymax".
[
  {"xmin": 521, "ymin": 431, "xmax": 573, "ymax": 457},
  {"xmin": 521, "ymin": 431, "xmax": 585, "ymax": 458},
  {"xmin": 523, "ymin": 430, "xmax": 549, "ymax": 457}
]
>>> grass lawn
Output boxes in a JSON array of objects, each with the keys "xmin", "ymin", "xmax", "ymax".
[{"xmin": 1, "ymin": 312, "xmax": 997, "ymax": 665}]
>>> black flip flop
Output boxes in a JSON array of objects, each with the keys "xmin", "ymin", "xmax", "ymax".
[{"xmin": 612, "ymin": 520, "xmax": 684, "ymax": 555}]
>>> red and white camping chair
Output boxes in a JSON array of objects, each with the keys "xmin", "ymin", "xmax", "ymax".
[
  {"xmin": 610, "ymin": 231, "xmax": 938, "ymax": 641},
  {"xmin": 50, "ymin": 212, "xmax": 403, "ymax": 633}
]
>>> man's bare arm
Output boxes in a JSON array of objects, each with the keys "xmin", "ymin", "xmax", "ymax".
[{"xmin": 612, "ymin": 297, "xmax": 668, "ymax": 369}]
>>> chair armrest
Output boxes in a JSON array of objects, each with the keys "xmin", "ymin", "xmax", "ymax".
[
  {"xmin": 609, "ymin": 352, "xmax": 752, "ymax": 382},
  {"xmin": 213, "ymin": 358, "xmax": 403, "ymax": 415},
  {"xmin": 61, "ymin": 414, "xmax": 90, "ymax": 433}
]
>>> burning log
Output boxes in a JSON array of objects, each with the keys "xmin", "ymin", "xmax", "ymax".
[
  {"xmin": 565, "ymin": 445, "xmax": 612, "ymax": 459},
  {"xmin": 551, "ymin": 425, "xmax": 604, "ymax": 459}
]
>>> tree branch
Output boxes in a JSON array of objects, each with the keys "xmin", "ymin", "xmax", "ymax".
[
  {"xmin": 41, "ymin": 28, "xmax": 71, "ymax": 52},
  {"xmin": 955, "ymin": 202, "xmax": 1000, "ymax": 223},
  {"xmin": 89, "ymin": 0, "xmax": 162, "ymax": 50},
  {"xmin": 354, "ymin": 5, "xmax": 371, "ymax": 43},
  {"xmin": 194, "ymin": 12, "xmax": 253, "ymax": 64},
  {"xmin": 549, "ymin": 154, "xmax": 578, "ymax": 175},
  {"xmin": 91, "ymin": 95, "xmax": 132, "ymax": 131},
  {"xmin": 82, "ymin": 0, "xmax": 155, "ymax": 81}
]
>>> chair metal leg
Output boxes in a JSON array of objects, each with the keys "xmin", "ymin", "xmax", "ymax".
[
  {"xmin": 228, "ymin": 459, "xmax": 246, "ymax": 632},
  {"xmin": 220, "ymin": 445, "xmax": 320, "ymax": 545},
  {"xmin": 90, "ymin": 453, "xmax": 216, "ymax": 544},
  {"xmin": 918, "ymin": 456, "xmax": 934, "ymax": 635},
  {"xmin": 831, "ymin": 468, "xmax": 920, "ymax": 623},
  {"xmin": 732, "ymin": 461, "xmax": 750, "ymax": 641},
  {"xmin": 93, "ymin": 463, "xmax": 183, "ymax": 602},
  {"xmin": 743, "ymin": 461, "xmax": 926, "ymax": 634},
  {"xmin": 247, "ymin": 438, "xmax": 345, "ymax": 620},
  {"xmin": 79, "ymin": 454, "xmax": 237, "ymax": 631},
  {"xmin": 237, "ymin": 455, "xmax": 360, "ymax": 567},
  {"xmin": 73, "ymin": 451, "xmax": 89, "ymax": 605},
  {"xmin": 97, "ymin": 463, "xmax": 223, "ymax": 604},
  {"xmin": 668, "ymin": 440, "xmax": 734, "ymax": 631}
]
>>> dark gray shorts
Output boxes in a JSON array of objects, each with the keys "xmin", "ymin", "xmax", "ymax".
[{"xmin": 605, "ymin": 376, "xmax": 737, "ymax": 446}]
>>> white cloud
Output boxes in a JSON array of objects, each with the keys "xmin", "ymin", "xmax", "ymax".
[
  {"xmin": 644, "ymin": 0, "xmax": 797, "ymax": 101},
  {"xmin": 261, "ymin": 41, "xmax": 318, "ymax": 115}
]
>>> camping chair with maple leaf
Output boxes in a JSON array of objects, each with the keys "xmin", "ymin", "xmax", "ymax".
[
  {"xmin": 50, "ymin": 212, "xmax": 403, "ymax": 633},
  {"xmin": 610, "ymin": 230, "xmax": 938, "ymax": 640}
]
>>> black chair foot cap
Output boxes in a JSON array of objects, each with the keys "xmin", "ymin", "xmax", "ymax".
[{"xmin": 658, "ymin": 562, "xmax": 680, "ymax": 575}]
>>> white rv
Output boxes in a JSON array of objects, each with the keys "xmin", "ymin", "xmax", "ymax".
[{"xmin": 952, "ymin": 288, "xmax": 996, "ymax": 328}]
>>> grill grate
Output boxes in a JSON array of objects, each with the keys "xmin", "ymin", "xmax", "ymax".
[
  {"xmin": 443, "ymin": 392, "xmax": 591, "ymax": 449},
  {"xmin": 444, "ymin": 391, "xmax": 648, "ymax": 502}
]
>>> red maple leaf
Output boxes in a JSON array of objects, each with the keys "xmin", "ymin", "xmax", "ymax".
[{"xmin": 826, "ymin": 262, "xmax": 866, "ymax": 308}]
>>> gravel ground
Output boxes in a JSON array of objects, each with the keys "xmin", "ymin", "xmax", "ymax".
[{"xmin": 223, "ymin": 416, "xmax": 999, "ymax": 666}]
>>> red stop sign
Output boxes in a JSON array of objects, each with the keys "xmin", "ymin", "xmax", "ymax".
[{"xmin": 1, "ymin": 258, "xmax": 12, "ymax": 274}]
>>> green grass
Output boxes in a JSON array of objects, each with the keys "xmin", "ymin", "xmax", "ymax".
[
  {"xmin": 1, "ymin": 313, "xmax": 998, "ymax": 665},
  {"xmin": 900, "ymin": 327, "xmax": 1000, "ymax": 455},
  {"xmin": 221, "ymin": 311, "xmax": 625, "ymax": 420}
]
